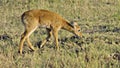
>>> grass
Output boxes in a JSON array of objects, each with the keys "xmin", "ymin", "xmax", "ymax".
[{"xmin": 0, "ymin": 0, "xmax": 120, "ymax": 68}]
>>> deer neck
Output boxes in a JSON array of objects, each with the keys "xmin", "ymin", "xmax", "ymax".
[{"xmin": 62, "ymin": 21, "xmax": 74, "ymax": 33}]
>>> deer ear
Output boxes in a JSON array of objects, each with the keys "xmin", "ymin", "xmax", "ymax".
[
  {"xmin": 71, "ymin": 21, "xmax": 78, "ymax": 27},
  {"xmin": 73, "ymin": 22, "xmax": 78, "ymax": 26}
]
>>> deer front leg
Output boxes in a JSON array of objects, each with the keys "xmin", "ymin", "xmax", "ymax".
[
  {"xmin": 52, "ymin": 29, "xmax": 59, "ymax": 51},
  {"xmin": 40, "ymin": 28, "xmax": 52, "ymax": 48}
]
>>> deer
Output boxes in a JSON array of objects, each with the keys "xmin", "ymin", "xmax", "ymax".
[{"xmin": 19, "ymin": 9, "xmax": 82, "ymax": 54}]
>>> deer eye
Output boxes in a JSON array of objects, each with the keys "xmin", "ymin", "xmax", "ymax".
[{"xmin": 78, "ymin": 30, "xmax": 81, "ymax": 32}]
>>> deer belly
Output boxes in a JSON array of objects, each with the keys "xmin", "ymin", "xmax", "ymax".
[{"xmin": 39, "ymin": 24, "xmax": 50, "ymax": 28}]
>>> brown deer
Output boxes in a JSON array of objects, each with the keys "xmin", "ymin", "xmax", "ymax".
[{"xmin": 19, "ymin": 9, "xmax": 82, "ymax": 54}]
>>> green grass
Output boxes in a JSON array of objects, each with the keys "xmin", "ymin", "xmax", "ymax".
[{"xmin": 0, "ymin": 0, "xmax": 120, "ymax": 68}]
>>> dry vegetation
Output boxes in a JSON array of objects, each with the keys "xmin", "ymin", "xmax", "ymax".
[{"xmin": 0, "ymin": 0, "xmax": 120, "ymax": 68}]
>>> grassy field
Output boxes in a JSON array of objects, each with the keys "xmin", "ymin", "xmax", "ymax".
[{"xmin": 0, "ymin": 0, "xmax": 120, "ymax": 68}]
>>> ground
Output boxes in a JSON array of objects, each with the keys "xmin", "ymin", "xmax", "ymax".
[{"xmin": 0, "ymin": 0, "xmax": 120, "ymax": 68}]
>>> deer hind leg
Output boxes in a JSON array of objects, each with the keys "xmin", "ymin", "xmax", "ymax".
[
  {"xmin": 40, "ymin": 28, "xmax": 52, "ymax": 48},
  {"xmin": 19, "ymin": 26, "xmax": 37, "ymax": 54},
  {"xmin": 19, "ymin": 31, "xmax": 27, "ymax": 54},
  {"xmin": 26, "ymin": 36, "xmax": 35, "ymax": 51}
]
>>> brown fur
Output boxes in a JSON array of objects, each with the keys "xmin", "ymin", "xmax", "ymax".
[{"xmin": 19, "ymin": 9, "xmax": 82, "ymax": 54}]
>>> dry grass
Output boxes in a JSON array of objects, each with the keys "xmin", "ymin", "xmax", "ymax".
[{"xmin": 0, "ymin": 0, "xmax": 120, "ymax": 68}]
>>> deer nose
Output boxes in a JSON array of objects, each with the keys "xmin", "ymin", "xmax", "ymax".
[{"xmin": 75, "ymin": 35, "xmax": 81, "ymax": 39}]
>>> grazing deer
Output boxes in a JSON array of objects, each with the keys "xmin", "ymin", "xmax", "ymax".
[{"xmin": 19, "ymin": 9, "xmax": 82, "ymax": 54}]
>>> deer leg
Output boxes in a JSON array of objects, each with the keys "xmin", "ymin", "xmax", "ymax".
[
  {"xmin": 52, "ymin": 29, "xmax": 59, "ymax": 51},
  {"xmin": 26, "ymin": 37, "xmax": 35, "ymax": 51},
  {"xmin": 19, "ymin": 31, "xmax": 27, "ymax": 54},
  {"xmin": 40, "ymin": 28, "xmax": 52, "ymax": 48},
  {"xmin": 19, "ymin": 26, "xmax": 37, "ymax": 54}
]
